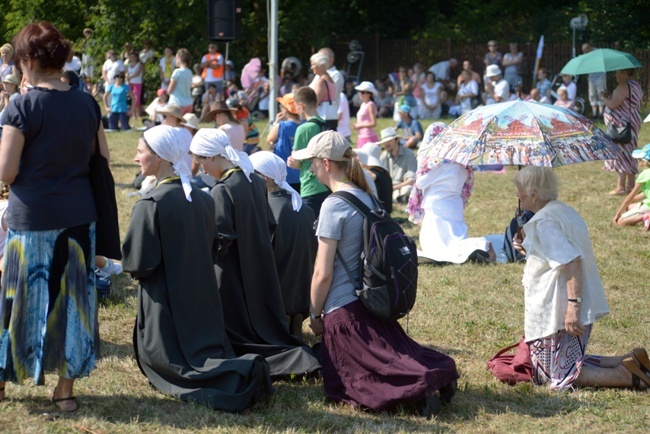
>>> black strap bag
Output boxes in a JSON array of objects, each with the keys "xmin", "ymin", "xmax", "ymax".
[
  {"xmin": 333, "ymin": 191, "xmax": 418, "ymax": 321},
  {"xmin": 89, "ymin": 136, "xmax": 121, "ymax": 259}
]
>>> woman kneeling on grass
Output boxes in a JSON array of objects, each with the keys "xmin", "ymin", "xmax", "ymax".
[
  {"xmin": 189, "ymin": 128, "xmax": 321, "ymax": 378},
  {"xmin": 122, "ymin": 126, "xmax": 272, "ymax": 412},
  {"xmin": 512, "ymin": 166, "xmax": 650, "ymax": 390},
  {"xmin": 294, "ymin": 130, "xmax": 459, "ymax": 418},
  {"xmin": 613, "ymin": 144, "xmax": 650, "ymax": 227}
]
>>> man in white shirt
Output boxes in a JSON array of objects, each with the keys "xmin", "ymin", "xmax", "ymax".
[
  {"xmin": 429, "ymin": 58, "xmax": 458, "ymax": 90},
  {"xmin": 581, "ymin": 43, "xmax": 606, "ymax": 119}
]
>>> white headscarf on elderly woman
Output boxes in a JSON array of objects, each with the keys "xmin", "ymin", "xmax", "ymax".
[
  {"xmin": 143, "ymin": 125, "xmax": 193, "ymax": 202},
  {"xmin": 249, "ymin": 151, "xmax": 302, "ymax": 211},
  {"xmin": 189, "ymin": 128, "xmax": 255, "ymax": 182}
]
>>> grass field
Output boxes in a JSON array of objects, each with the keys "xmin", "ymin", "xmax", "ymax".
[{"xmin": 1, "ymin": 115, "xmax": 650, "ymax": 433}]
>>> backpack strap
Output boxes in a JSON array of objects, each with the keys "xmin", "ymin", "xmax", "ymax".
[
  {"xmin": 336, "ymin": 249, "xmax": 360, "ymax": 290},
  {"xmin": 331, "ymin": 190, "xmax": 375, "ymax": 291},
  {"xmin": 332, "ymin": 190, "xmax": 379, "ymax": 216},
  {"xmin": 307, "ymin": 117, "xmax": 328, "ymax": 132},
  {"xmin": 325, "ymin": 80, "xmax": 332, "ymax": 105}
]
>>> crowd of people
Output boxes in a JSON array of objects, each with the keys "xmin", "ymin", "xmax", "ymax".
[{"xmin": 0, "ymin": 21, "xmax": 649, "ymax": 422}]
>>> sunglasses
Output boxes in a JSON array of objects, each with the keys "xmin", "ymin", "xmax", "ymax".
[{"xmin": 359, "ymin": 91, "xmax": 370, "ymax": 95}]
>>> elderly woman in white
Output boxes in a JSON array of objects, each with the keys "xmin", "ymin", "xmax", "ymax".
[
  {"xmin": 513, "ymin": 166, "xmax": 650, "ymax": 390},
  {"xmin": 308, "ymin": 52, "xmax": 338, "ymax": 128}
]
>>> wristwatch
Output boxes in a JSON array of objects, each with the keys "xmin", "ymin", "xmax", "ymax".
[
  {"xmin": 568, "ymin": 297, "xmax": 583, "ymax": 303},
  {"xmin": 309, "ymin": 312, "xmax": 321, "ymax": 320}
]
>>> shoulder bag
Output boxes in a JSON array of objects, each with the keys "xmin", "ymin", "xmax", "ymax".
[
  {"xmin": 605, "ymin": 81, "xmax": 633, "ymax": 144},
  {"xmin": 486, "ymin": 336, "xmax": 534, "ymax": 385},
  {"xmin": 89, "ymin": 134, "xmax": 122, "ymax": 259}
]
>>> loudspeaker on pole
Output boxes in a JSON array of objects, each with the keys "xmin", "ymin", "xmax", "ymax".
[{"xmin": 208, "ymin": 0, "xmax": 242, "ymax": 42}]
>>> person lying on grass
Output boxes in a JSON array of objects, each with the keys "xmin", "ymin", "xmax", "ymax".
[{"xmin": 613, "ymin": 144, "xmax": 650, "ymax": 227}]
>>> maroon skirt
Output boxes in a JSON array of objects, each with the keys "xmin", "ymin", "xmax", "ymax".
[{"xmin": 321, "ymin": 299, "xmax": 459, "ymax": 412}]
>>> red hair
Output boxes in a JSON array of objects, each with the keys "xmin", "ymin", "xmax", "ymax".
[{"xmin": 12, "ymin": 21, "xmax": 70, "ymax": 72}]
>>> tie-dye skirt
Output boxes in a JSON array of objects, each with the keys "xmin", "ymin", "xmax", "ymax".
[{"xmin": 0, "ymin": 223, "xmax": 98, "ymax": 384}]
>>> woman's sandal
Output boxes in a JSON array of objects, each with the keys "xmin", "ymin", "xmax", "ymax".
[
  {"xmin": 51, "ymin": 389, "xmax": 79, "ymax": 412},
  {"xmin": 633, "ymin": 348, "xmax": 650, "ymax": 376},
  {"xmin": 622, "ymin": 357, "xmax": 650, "ymax": 390}
]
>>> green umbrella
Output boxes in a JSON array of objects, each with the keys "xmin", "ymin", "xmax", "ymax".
[{"xmin": 560, "ymin": 48, "xmax": 642, "ymax": 75}]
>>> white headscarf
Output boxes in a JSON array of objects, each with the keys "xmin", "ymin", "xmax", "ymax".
[
  {"xmin": 189, "ymin": 128, "xmax": 254, "ymax": 182},
  {"xmin": 249, "ymin": 151, "xmax": 302, "ymax": 211},
  {"xmin": 143, "ymin": 125, "xmax": 193, "ymax": 202}
]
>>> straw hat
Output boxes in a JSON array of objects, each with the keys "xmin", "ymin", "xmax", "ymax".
[
  {"xmin": 204, "ymin": 100, "xmax": 236, "ymax": 122},
  {"xmin": 156, "ymin": 104, "xmax": 184, "ymax": 121},
  {"xmin": 181, "ymin": 113, "xmax": 200, "ymax": 130},
  {"xmin": 378, "ymin": 127, "xmax": 400, "ymax": 145}
]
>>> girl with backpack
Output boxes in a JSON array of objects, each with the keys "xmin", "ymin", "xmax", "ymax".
[{"xmin": 293, "ymin": 130, "xmax": 459, "ymax": 418}]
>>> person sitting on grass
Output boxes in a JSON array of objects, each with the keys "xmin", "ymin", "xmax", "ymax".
[
  {"xmin": 613, "ymin": 144, "xmax": 650, "ymax": 227},
  {"xmin": 379, "ymin": 127, "xmax": 417, "ymax": 204},
  {"xmin": 395, "ymin": 104, "xmax": 423, "ymax": 150}
]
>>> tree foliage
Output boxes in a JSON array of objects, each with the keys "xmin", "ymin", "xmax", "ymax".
[{"xmin": 1, "ymin": 0, "xmax": 648, "ymax": 76}]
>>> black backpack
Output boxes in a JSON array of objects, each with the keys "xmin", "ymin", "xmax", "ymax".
[{"xmin": 333, "ymin": 191, "xmax": 418, "ymax": 321}]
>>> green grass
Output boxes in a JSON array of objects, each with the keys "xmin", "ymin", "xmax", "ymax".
[{"xmin": 1, "ymin": 116, "xmax": 650, "ymax": 433}]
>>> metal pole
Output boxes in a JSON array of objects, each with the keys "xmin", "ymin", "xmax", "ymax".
[
  {"xmin": 572, "ymin": 28, "xmax": 576, "ymax": 58},
  {"xmin": 268, "ymin": 0, "xmax": 278, "ymax": 121}
]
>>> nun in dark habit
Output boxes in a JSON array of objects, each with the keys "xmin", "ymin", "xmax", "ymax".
[
  {"xmin": 190, "ymin": 128, "xmax": 321, "ymax": 378},
  {"xmin": 122, "ymin": 125, "xmax": 273, "ymax": 412},
  {"xmin": 249, "ymin": 151, "xmax": 317, "ymax": 338}
]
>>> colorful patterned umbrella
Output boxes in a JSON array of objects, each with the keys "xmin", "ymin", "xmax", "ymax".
[{"xmin": 422, "ymin": 99, "xmax": 619, "ymax": 167}]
